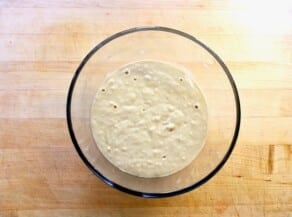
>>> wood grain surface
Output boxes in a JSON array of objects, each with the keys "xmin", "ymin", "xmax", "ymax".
[{"xmin": 0, "ymin": 0, "xmax": 291, "ymax": 216}]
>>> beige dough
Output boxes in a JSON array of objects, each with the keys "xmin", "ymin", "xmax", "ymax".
[{"xmin": 91, "ymin": 60, "xmax": 208, "ymax": 178}]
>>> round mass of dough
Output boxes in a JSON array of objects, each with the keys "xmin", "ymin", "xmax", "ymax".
[{"xmin": 91, "ymin": 61, "xmax": 208, "ymax": 178}]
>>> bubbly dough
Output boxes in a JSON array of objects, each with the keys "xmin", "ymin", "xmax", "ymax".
[{"xmin": 91, "ymin": 61, "xmax": 208, "ymax": 178}]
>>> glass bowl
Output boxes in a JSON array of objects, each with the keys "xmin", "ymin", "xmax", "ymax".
[{"xmin": 66, "ymin": 26, "xmax": 241, "ymax": 198}]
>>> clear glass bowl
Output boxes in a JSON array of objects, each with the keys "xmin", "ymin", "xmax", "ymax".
[{"xmin": 66, "ymin": 26, "xmax": 241, "ymax": 198}]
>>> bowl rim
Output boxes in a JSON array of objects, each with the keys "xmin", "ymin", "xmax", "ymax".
[{"xmin": 66, "ymin": 26, "xmax": 241, "ymax": 198}]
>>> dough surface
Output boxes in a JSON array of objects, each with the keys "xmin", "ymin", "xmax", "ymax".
[{"xmin": 91, "ymin": 61, "xmax": 208, "ymax": 178}]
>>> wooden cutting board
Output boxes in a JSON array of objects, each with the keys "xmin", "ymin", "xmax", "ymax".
[{"xmin": 0, "ymin": 1, "xmax": 291, "ymax": 216}]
